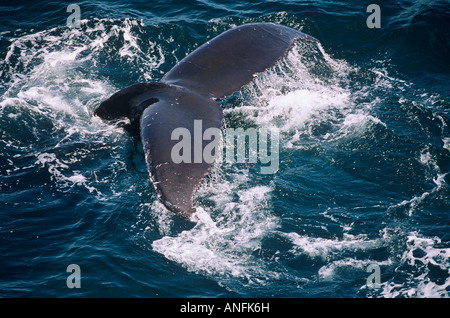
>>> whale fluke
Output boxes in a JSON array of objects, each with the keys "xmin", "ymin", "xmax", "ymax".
[{"xmin": 94, "ymin": 23, "xmax": 318, "ymax": 220}]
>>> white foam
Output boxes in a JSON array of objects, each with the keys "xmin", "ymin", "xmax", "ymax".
[
  {"xmin": 443, "ymin": 137, "xmax": 450, "ymax": 152},
  {"xmin": 34, "ymin": 152, "xmax": 98, "ymax": 193},
  {"xmin": 318, "ymin": 258, "xmax": 388, "ymax": 281},
  {"xmin": 1, "ymin": 18, "xmax": 164, "ymax": 197},
  {"xmin": 224, "ymin": 41, "xmax": 386, "ymax": 150},
  {"xmin": 388, "ymin": 144, "xmax": 448, "ymax": 216},
  {"xmin": 284, "ymin": 231, "xmax": 382, "ymax": 261},
  {"xmin": 256, "ymin": 88, "xmax": 350, "ymax": 132},
  {"xmin": 380, "ymin": 232, "xmax": 450, "ymax": 298},
  {"xmin": 152, "ymin": 169, "xmax": 279, "ymax": 281}
]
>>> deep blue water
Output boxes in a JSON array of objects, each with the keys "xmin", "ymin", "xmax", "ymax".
[{"xmin": 0, "ymin": 0, "xmax": 449, "ymax": 298}]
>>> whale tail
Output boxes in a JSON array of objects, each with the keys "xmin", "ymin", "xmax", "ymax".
[{"xmin": 95, "ymin": 23, "xmax": 319, "ymax": 220}]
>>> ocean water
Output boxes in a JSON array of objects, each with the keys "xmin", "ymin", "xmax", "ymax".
[{"xmin": 0, "ymin": 0, "xmax": 449, "ymax": 298}]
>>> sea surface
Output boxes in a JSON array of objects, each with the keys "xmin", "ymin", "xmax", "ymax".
[{"xmin": 0, "ymin": 0, "xmax": 449, "ymax": 298}]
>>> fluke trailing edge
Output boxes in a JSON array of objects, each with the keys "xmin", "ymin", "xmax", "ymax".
[{"xmin": 94, "ymin": 23, "xmax": 318, "ymax": 221}]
